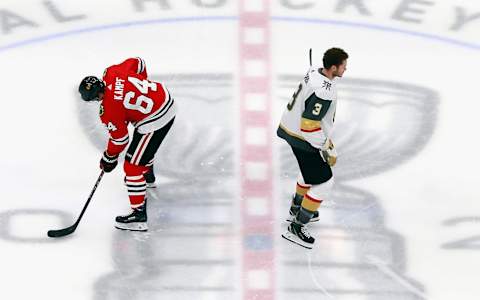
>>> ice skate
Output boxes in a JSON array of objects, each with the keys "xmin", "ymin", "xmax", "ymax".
[
  {"xmin": 115, "ymin": 204, "xmax": 148, "ymax": 231},
  {"xmin": 282, "ymin": 222, "xmax": 315, "ymax": 249}
]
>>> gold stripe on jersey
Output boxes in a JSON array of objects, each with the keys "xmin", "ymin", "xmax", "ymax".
[{"xmin": 300, "ymin": 118, "xmax": 322, "ymax": 132}]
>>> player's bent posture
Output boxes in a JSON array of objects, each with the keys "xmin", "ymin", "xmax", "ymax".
[
  {"xmin": 78, "ymin": 57, "xmax": 176, "ymax": 231},
  {"xmin": 277, "ymin": 48, "xmax": 348, "ymax": 249}
]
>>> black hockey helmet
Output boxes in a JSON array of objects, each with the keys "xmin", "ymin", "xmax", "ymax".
[{"xmin": 78, "ymin": 76, "xmax": 105, "ymax": 101}]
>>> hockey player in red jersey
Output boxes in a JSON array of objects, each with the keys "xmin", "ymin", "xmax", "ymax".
[{"xmin": 78, "ymin": 57, "xmax": 176, "ymax": 231}]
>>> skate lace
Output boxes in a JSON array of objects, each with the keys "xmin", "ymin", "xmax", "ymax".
[
  {"xmin": 301, "ymin": 226, "xmax": 311, "ymax": 238},
  {"xmin": 120, "ymin": 210, "xmax": 135, "ymax": 218}
]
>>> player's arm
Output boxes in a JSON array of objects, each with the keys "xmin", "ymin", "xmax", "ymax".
[
  {"xmin": 100, "ymin": 105, "xmax": 129, "ymax": 156},
  {"xmin": 103, "ymin": 120, "xmax": 129, "ymax": 157},
  {"xmin": 99, "ymin": 108, "xmax": 129, "ymax": 172},
  {"xmin": 300, "ymin": 92, "xmax": 332, "ymax": 150}
]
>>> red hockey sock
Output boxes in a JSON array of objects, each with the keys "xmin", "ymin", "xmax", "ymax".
[{"xmin": 124, "ymin": 162, "xmax": 148, "ymax": 208}]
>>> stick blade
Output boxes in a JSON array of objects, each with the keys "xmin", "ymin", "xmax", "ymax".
[{"xmin": 47, "ymin": 225, "xmax": 76, "ymax": 238}]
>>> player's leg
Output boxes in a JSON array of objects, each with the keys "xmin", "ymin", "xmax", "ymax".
[
  {"xmin": 297, "ymin": 177, "xmax": 333, "ymax": 224},
  {"xmin": 282, "ymin": 146, "xmax": 333, "ymax": 248},
  {"xmin": 114, "ymin": 130, "xmax": 150, "ymax": 232},
  {"xmin": 116, "ymin": 119, "xmax": 174, "ymax": 231},
  {"xmin": 136, "ymin": 118, "xmax": 175, "ymax": 186},
  {"xmin": 143, "ymin": 163, "xmax": 156, "ymax": 188},
  {"xmin": 292, "ymin": 175, "xmax": 310, "ymax": 211},
  {"xmin": 287, "ymin": 175, "xmax": 319, "ymax": 223},
  {"xmin": 115, "ymin": 161, "xmax": 149, "ymax": 231}
]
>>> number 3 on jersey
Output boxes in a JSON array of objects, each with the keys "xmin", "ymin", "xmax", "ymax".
[
  {"xmin": 287, "ymin": 83, "xmax": 302, "ymax": 111},
  {"xmin": 123, "ymin": 77, "xmax": 157, "ymax": 114}
]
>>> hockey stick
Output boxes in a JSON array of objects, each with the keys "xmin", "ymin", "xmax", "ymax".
[
  {"xmin": 309, "ymin": 48, "xmax": 313, "ymax": 66},
  {"xmin": 47, "ymin": 170, "xmax": 104, "ymax": 238}
]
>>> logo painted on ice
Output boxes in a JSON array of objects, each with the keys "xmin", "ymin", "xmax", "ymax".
[{"xmin": 1, "ymin": 0, "xmax": 480, "ymax": 47}]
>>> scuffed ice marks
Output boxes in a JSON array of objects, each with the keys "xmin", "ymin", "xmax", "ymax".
[{"xmin": 146, "ymin": 73, "xmax": 235, "ymax": 207}]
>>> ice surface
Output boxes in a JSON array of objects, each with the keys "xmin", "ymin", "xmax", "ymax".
[{"xmin": 1, "ymin": 1, "xmax": 480, "ymax": 299}]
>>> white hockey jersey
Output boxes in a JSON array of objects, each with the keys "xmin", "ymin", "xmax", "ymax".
[{"xmin": 277, "ymin": 66, "xmax": 337, "ymax": 152}]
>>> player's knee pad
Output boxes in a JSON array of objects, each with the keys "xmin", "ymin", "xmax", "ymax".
[{"xmin": 123, "ymin": 161, "xmax": 148, "ymax": 176}]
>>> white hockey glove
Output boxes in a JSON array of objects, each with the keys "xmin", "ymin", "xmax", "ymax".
[{"xmin": 320, "ymin": 139, "xmax": 337, "ymax": 167}]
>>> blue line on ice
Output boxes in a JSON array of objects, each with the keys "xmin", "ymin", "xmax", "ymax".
[
  {"xmin": 273, "ymin": 16, "xmax": 480, "ymax": 51},
  {"xmin": 1, "ymin": 15, "xmax": 479, "ymax": 52},
  {"xmin": 0, "ymin": 16, "xmax": 237, "ymax": 52}
]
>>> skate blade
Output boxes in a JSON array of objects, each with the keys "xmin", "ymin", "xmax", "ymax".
[
  {"xmin": 115, "ymin": 222, "xmax": 148, "ymax": 232},
  {"xmin": 281, "ymin": 231, "xmax": 313, "ymax": 249},
  {"xmin": 286, "ymin": 215, "xmax": 319, "ymax": 223}
]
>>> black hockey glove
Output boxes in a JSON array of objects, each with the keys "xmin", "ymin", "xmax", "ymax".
[{"xmin": 100, "ymin": 151, "xmax": 118, "ymax": 173}]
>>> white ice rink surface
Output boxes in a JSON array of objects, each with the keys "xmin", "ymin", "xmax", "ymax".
[{"xmin": 1, "ymin": 0, "xmax": 480, "ymax": 299}]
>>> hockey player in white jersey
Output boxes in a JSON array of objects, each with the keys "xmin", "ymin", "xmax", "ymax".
[{"xmin": 278, "ymin": 48, "xmax": 348, "ymax": 249}]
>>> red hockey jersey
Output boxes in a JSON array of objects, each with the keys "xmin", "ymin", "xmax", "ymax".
[
  {"xmin": 100, "ymin": 58, "xmax": 176, "ymax": 156},
  {"xmin": 103, "ymin": 57, "xmax": 148, "ymax": 82}
]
